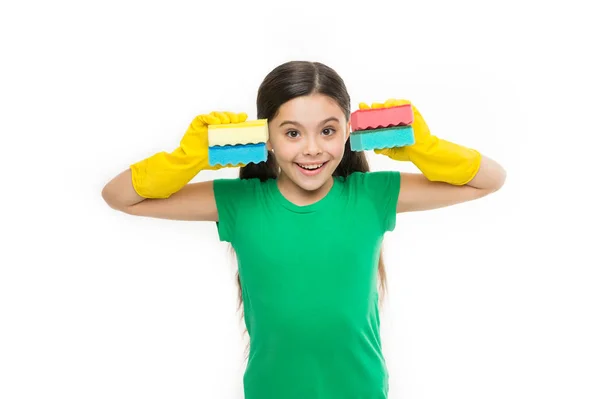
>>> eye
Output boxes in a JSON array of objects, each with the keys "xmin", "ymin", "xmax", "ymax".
[
  {"xmin": 322, "ymin": 127, "xmax": 336, "ymax": 136},
  {"xmin": 286, "ymin": 130, "xmax": 299, "ymax": 138}
]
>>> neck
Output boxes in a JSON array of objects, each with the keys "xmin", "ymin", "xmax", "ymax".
[{"xmin": 277, "ymin": 173, "xmax": 334, "ymax": 206}]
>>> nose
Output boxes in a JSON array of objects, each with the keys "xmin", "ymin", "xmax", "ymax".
[{"xmin": 303, "ymin": 134, "xmax": 322, "ymax": 156}]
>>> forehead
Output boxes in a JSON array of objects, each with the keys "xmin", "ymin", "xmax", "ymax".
[{"xmin": 274, "ymin": 94, "xmax": 345, "ymax": 122}]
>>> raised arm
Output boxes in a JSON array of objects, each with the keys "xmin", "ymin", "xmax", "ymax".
[
  {"xmin": 394, "ymin": 154, "xmax": 506, "ymax": 213},
  {"xmin": 101, "ymin": 168, "xmax": 219, "ymax": 221},
  {"xmin": 367, "ymin": 98, "xmax": 506, "ymax": 213},
  {"xmin": 101, "ymin": 111, "xmax": 247, "ymax": 220}
]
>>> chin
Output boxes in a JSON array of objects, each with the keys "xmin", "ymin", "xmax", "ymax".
[
  {"xmin": 294, "ymin": 178, "xmax": 328, "ymax": 192},
  {"xmin": 286, "ymin": 161, "xmax": 336, "ymax": 191}
]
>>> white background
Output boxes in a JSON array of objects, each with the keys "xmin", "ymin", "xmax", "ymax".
[{"xmin": 1, "ymin": 0, "xmax": 598, "ymax": 398}]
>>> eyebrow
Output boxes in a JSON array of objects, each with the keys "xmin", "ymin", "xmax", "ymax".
[{"xmin": 278, "ymin": 116, "xmax": 340, "ymax": 128}]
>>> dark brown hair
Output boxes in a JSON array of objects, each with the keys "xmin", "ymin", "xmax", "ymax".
[{"xmin": 230, "ymin": 60, "xmax": 388, "ymax": 361}]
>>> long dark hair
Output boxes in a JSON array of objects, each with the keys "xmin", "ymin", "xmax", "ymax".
[{"xmin": 230, "ymin": 60, "xmax": 388, "ymax": 361}]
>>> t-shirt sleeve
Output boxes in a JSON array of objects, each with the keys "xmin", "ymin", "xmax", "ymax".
[
  {"xmin": 362, "ymin": 171, "xmax": 401, "ymax": 233},
  {"xmin": 212, "ymin": 178, "xmax": 256, "ymax": 243}
]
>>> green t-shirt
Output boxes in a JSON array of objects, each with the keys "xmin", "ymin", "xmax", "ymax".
[{"xmin": 213, "ymin": 171, "xmax": 401, "ymax": 399}]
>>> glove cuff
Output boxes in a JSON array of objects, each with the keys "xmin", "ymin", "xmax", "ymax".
[
  {"xmin": 130, "ymin": 148, "xmax": 210, "ymax": 198},
  {"xmin": 407, "ymin": 136, "xmax": 482, "ymax": 185}
]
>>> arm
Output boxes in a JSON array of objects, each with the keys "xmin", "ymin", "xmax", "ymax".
[
  {"xmin": 396, "ymin": 154, "xmax": 506, "ymax": 213},
  {"xmin": 101, "ymin": 168, "xmax": 145, "ymax": 209},
  {"xmin": 364, "ymin": 98, "xmax": 506, "ymax": 213},
  {"xmin": 101, "ymin": 168, "xmax": 219, "ymax": 221},
  {"xmin": 101, "ymin": 110, "xmax": 246, "ymax": 220}
]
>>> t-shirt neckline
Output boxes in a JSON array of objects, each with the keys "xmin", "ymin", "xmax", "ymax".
[{"xmin": 268, "ymin": 176, "xmax": 342, "ymax": 213}]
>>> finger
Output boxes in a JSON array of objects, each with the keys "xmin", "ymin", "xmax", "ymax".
[
  {"xmin": 192, "ymin": 114, "xmax": 207, "ymax": 127},
  {"xmin": 384, "ymin": 98, "xmax": 397, "ymax": 108},
  {"xmin": 211, "ymin": 111, "xmax": 230, "ymax": 124},
  {"xmin": 202, "ymin": 113, "xmax": 221, "ymax": 125},
  {"xmin": 373, "ymin": 148, "xmax": 391, "ymax": 156},
  {"xmin": 224, "ymin": 111, "xmax": 238, "ymax": 123},
  {"xmin": 395, "ymin": 99, "xmax": 411, "ymax": 106}
]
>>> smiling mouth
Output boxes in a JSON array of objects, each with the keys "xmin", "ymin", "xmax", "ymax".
[{"xmin": 296, "ymin": 161, "xmax": 328, "ymax": 170}]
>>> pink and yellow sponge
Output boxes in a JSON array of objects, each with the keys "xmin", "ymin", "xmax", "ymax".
[{"xmin": 350, "ymin": 100, "xmax": 415, "ymax": 151}]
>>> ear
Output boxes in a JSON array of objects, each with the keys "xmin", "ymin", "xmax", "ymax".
[
  {"xmin": 266, "ymin": 122, "xmax": 274, "ymax": 151},
  {"xmin": 346, "ymin": 120, "xmax": 351, "ymax": 141}
]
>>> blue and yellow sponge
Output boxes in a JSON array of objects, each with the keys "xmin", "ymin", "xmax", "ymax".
[{"xmin": 208, "ymin": 119, "xmax": 269, "ymax": 167}]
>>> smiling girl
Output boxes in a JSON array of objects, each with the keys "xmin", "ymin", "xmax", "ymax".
[{"xmin": 102, "ymin": 60, "xmax": 506, "ymax": 399}]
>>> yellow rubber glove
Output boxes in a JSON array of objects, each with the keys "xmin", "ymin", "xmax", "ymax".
[
  {"xmin": 130, "ymin": 111, "xmax": 247, "ymax": 198},
  {"xmin": 366, "ymin": 98, "xmax": 482, "ymax": 185}
]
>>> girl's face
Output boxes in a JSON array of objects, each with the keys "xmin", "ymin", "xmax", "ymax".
[{"xmin": 267, "ymin": 93, "xmax": 351, "ymax": 196}]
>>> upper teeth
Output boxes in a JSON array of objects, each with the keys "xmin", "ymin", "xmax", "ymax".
[{"xmin": 300, "ymin": 163, "xmax": 323, "ymax": 170}]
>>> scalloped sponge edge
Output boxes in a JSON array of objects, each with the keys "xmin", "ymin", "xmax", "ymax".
[
  {"xmin": 350, "ymin": 104, "xmax": 413, "ymax": 131},
  {"xmin": 208, "ymin": 143, "xmax": 268, "ymax": 167},
  {"xmin": 208, "ymin": 119, "xmax": 269, "ymax": 146},
  {"xmin": 350, "ymin": 126, "xmax": 415, "ymax": 151}
]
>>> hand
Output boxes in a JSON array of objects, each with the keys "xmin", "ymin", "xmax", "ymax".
[
  {"xmin": 180, "ymin": 111, "xmax": 248, "ymax": 170},
  {"xmin": 363, "ymin": 98, "xmax": 481, "ymax": 184}
]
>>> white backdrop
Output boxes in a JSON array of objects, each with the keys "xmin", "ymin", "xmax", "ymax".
[{"xmin": 1, "ymin": 0, "xmax": 598, "ymax": 398}]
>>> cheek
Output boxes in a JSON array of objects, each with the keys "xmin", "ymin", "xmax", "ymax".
[
  {"xmin": 328, "ymin": 138, "xmax": 347, "ymax": 159},
  {"xmin": 271, "ymin": 143, "xmax": 296, "ymax": 162}
]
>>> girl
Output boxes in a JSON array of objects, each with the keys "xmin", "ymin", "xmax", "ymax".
[{"xmin": 102, "ymin": 60, "xmax": 506, "ymax": 399}]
